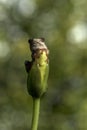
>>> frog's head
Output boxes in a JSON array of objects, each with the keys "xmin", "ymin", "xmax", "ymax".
[
  {"xmin": 28, "ymin": 38, "xmax": 49, "ymax": 64},
  {"xmin": 28, "ymin": 38, "xmax": 49, "ymax": 53}
]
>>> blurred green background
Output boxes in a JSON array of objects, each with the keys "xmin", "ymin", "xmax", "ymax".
[{"xmin": 0, "ymin": 0, "xmax": 87, "ymax": 130}]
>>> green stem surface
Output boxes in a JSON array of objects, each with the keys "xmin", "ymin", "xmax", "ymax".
[{"xmin": 31, "ymin": 98, "xmax": 40, "ymax": 130}]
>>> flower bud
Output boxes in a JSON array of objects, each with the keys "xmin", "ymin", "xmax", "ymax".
[{"xmin": 26, "ymin": 38, "xmax": 49, "ymax": 98}]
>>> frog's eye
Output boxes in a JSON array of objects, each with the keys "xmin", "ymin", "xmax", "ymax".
[
  {"xmin": 28, "ymin": 39, "xmax": 33, "ymax": 44},
  {"xmin": 40, "ymin": 38, "xmax": 45, "ymax": 42}
]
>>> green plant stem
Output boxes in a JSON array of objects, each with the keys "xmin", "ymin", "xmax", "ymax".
[{"xmin": 31, "ymin": 98, "xmax": 40, "ymax": 130}]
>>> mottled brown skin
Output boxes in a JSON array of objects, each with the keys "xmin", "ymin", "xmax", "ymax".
[{"xmin": 25, "ymin": 38, "xmax": 49, "ymax": 73}]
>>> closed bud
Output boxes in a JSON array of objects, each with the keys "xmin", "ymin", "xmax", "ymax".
[{"xmin": 25, "ymin": 38, "xmax": 49, "ymax": 98}]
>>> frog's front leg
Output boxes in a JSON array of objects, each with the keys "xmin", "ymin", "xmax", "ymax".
[{"xmin": 25, "ymin": 60, "xmax": 33, "ymax": 73}]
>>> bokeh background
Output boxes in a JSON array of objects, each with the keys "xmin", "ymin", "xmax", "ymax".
[{"xmin": 0, "ymin": 0, "xmax": 87, "ymax": 130}]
